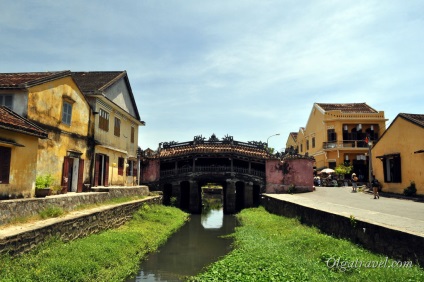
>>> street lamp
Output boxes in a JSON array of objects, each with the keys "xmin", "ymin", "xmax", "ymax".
[{"xmin": 267, "ymin": 133, "xmax": 280, "ymax": 150}]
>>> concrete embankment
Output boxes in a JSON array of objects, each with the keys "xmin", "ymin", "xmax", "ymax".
[
  {"xmin": 261, "ymin": 188, "xmax": 424, "ymax": 267},
  {"xmin": 0, "ymin": 186, "xmax": 161, "ymax": 256}
]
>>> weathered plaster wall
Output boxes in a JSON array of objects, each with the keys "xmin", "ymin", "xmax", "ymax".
[
  {"xmin": 0, "ymin": 129, "xmax": 39, "ymax": 198},
  {"xmin": 141, "ymin": 158, "xmax": 160, "ymax": 183},
  {"xmin": 262, "ymin": 195, "xmax": 424, "ymax": 267},
  {"xmin": 265, "ymin": 158, "xmax": 314, "ymax": 193},
  {"xmin": 0, "ymin": 195, "xmax": 160, "ymax": 256}
]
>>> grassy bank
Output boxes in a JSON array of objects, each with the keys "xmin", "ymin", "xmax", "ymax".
[
  {"xmin": 0, "ymin": 204, "xmax": 188, "ymax": 281},
  {"xmin": 191, "ymin": 207, "xmax": 423, "ymax": 282}
]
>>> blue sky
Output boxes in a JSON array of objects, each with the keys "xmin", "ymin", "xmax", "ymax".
[{"xmin": 1, "ymin": 1, "xmax": 423, "ymax": 151}]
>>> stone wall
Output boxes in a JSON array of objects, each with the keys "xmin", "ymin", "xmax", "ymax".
[
  {"xmin": 0, "ymin": 196, "xmax": 162, "ymax": 256},
  {"xmin": 261, "ymin": 195, "xmax": 424, "ymax": 267},
  {"xmin": 0, "ymin": 186, "xmax": 150, "ymax": 225}
]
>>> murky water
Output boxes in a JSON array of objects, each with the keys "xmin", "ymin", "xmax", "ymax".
[{"xmin": 126, "ymin": 207, "xmax": 237, "ymax": 281}]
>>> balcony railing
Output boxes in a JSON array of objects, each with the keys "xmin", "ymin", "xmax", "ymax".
[
  {"xmin": 160, "ymin": 165, "xmax": 265, "ymax": 177},
  {"xmin": 323, "ymin": 140, "xmax": 370, "ymax": 149}
]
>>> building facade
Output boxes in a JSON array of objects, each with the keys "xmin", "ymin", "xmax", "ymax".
[
  {"xmin": 0, "ymin": 71, "xmax": 91, "ymax": 194},
  {"xmin": 372, "ymin": 113, "xmax": 424, "ymax": 195},
  {"xmin": 0, "ymin": 106, "xmax": 48, "ymax": 198},
  {"xmin": 297, "ymin": 103, "xmax": 387, "ymax": 182},
  {"xmin": 72, "ymin": 71, "xmax": 145, "ymax": 187}
]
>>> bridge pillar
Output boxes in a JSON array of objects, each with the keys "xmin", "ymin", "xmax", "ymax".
[
  {"xmin": 172, "ymin": 182, "xmax": 181, "ymax": 207},
  {"xmin": 189, "ymin": 180, "xmax": 201, "ymax": 213},
  {"xmin": 225, "ymin": 180, "xmax": 236, "ymax": 214},
  {"xmin": 244, "ymin": 182, "xmax": 253, "ymax": 208}
]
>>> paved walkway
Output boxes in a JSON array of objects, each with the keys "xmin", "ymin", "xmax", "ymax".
[{"xmin": 266, "ymin": 186, "xmax": 424, "ymax": 236}]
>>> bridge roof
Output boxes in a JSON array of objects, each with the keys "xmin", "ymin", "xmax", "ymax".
[{"xmin": 159, "ymin": 143, "xmax": 271, "ymax": 159}]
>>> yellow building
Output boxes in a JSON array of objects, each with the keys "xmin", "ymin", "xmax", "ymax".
[
  {"xmin": 284, "ymin": 132, "xmax": 298, "ymax": 154},
  {"xmin": 372, "ymin": 113, "xmax": 424, "ymax": 195},
  {"xmin": 297, "ymin": 103, "xmax": 387, "ymax": 182},
  {"xmin": 0, "ymin": 71, "xmax": 92, "ymax": 194},
  {"xmin": 0, "ymin": 106, "xmax": 48, "ymax": 198},
  {"xmin": 72, "ymin": 71, "xmax": 145, "ymax": 187}
]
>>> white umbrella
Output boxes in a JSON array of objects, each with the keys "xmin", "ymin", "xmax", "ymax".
[{"xmin": 318, "ymin": 168, "xmax": 335, "ymax": 174}]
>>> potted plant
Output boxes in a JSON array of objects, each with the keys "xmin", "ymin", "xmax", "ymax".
[{"xmin": 35, "ymin": 174, "xmax": 54, "ymax": 197}]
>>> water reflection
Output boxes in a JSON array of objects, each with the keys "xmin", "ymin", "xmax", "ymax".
[{"xmin": 127, "ymin": 208, "xmax": 236, "ymax": 282}]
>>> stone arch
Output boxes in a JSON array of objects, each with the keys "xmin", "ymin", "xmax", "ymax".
[
  {"xmin": 235, "ymin": 181, "xmax": 245, "ymax": 212},
  {"xmin": 163, "ymin": 183, "xmax": 173, "ymax": 206}
]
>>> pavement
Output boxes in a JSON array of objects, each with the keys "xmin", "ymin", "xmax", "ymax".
[{"xmin": 265, "ymin": 186, "xmax": 424, "ymax": 237}]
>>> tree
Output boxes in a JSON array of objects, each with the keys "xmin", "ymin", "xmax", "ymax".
[{"xmin": 334, "ymin": 164, "xmax": 352, "ymax": 178}]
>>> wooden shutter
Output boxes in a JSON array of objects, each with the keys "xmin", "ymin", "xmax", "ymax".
[
  {"xmin": 133, "ymin": 161, "xmax": 137, "ymax": 177},
  {"xmin": 77, "ymin": 159, "xmax": 84, "ymax": 192},
  {"xmin": 104, "ymin": 155, "xmax": 109, "ymax": 186},
  {"xmin": 94, "ymin": 154, "xmax": 100, "ymax": 186},
  {"xmin": 394, "ymin": 155, "xmax": 402, "ymax": 183},
  {"xmin": 61, "ymin": 157, "xmax": 72, "ymax": 191},
  {"xmin": 0, "ymin": 147, "xmax": 11, "ymax": 184}
]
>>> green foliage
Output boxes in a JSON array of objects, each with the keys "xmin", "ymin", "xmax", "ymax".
[
  {"xmin": 170, "ymin": 196, "xmax": 178, "ymax": 207},
  {"xmin": 0, "ymin": 205, "xmax": 188, "ymax": 282},
  {"xmin": 334, "ymin": 164, "xmax": 353, "ymax": 176},
  {"xmin": 39, "ymin": 205, "xmax": 64, "ymax": 219},
  {"xmin": 287, "ymin": 184, "xmax": 297, "ymax": 194},
  {"xmin": 404, "ymin": 181, "xmax": 417, "ymax": 197},
  {"xmin": 190, "ymin": 207, "xmax": 423, "ymax": 282},
  {"xmin": 35, "ymin": 174, "xmax": 54, "ymax": 189},
  {"xmin": 349, "ymin": 215, "xmax": 357, "ymax": 228}
]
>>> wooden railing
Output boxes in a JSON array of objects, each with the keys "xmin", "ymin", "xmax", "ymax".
[
  {"xmin": 160, "ymin": 165, "xmax": 265, "ymax": 177},
  {"xmin": 323, "ymin": 140, "xmax": 370, "ymax": 149}
]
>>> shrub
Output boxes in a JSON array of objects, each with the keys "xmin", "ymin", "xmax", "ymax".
[{"xmin": 404, "ymin": 181, "xmax": 417, "ymax": 197}]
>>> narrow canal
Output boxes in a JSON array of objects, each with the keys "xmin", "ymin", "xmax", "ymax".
[{"xmin": 126, "ymin": 193, "xmax": 237, "ymax": 281}]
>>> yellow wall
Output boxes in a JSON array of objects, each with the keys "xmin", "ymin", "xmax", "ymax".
[
  {"xmin": 285, "ymin": 134, "xmax": 298, "ymax": 150},
  {"xmin": 0, "ymin": 129, "xmax": 39, "ymax": 197},
  {"xmin": 27, "ymin": 76, "xmax": 92, "ymax": 186},
  {"xmin": 372, "ymin": 117, "xmax": 424, "ymax": 195}
]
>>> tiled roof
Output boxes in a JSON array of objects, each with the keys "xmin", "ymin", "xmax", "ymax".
[
  {"xmin": 399, "ymin": 113, "xmax": 424, "ymax": 128},
  {"xmin": 71, "ymin": 71, "xmax": 126, "ymax": 95},
  {"xmin": 0, "ymin": 106, "xmax": 48, "ymax": 138},
  {"xmin": 290, "ymin": 132, "xmax": 298, "ymax": 141},
  {"xmin": 0, "ymin": 71, "xmax": 70, "ymax": 89},
  {"xmin": 316, "ymin": 103, "xmax": 378, "ymax": 113},
  {"xmin": 159, "ymin": 143, "xmax": 270, "ymax": 159}
]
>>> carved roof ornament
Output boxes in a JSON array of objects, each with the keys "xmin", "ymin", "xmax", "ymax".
[
  {"xmin": 162, "ymin": 141, "xmax": 178, "ymax": 148},
  {"xmin": 208, "ymin": 133, "xmax": 219, "ymax": 142},
  {"xmin": 193, "ymin": 135, "xmax": 206, "ymax": 143},
  {"xmin": 222, "ymin": 134, "xmax": 233, "ymax": 143},
  {"xmin": 248, "ymin": 141, "xmax": 267, "ymax": 149}
]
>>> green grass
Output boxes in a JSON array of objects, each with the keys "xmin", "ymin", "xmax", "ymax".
[
  {"xmin": 0, "ymin": 204, "xmax": 188, "ymax": 282},
  {"xmin": 191, "ymin": 207, "xmax": 424, "ymax": 282}
]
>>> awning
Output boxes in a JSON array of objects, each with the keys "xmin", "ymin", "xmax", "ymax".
[
  {"xmin": 376, "ymin": 153, "xmax": 400, "ymax": 159},
  {"xmin": 0, "ymin": 137, "xmax": 24, "ymax": 147}
]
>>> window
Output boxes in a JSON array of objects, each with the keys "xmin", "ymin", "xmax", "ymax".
[
  {"xmin": 382, "ymin": 154, "xmax": 402, "ymax": 183},
  {"xmin": 306, "ymin": 140, "xmax": 309, "ymax": 150},
  {"xmin": 0, "ymin": 95, "xmax": 13, "ymax": 109},
  {"xmin": 118, "ymin": 157, "xmax": 124, "ymax": 175},
  {"xmin": 0, "ymin": 146, "xmax": 11, "ymax": 184},
  {"xmin": 114, "ymin": 117, "xmax": 121, "ymax": 137},
  {"xmin": 127, "ymin": 160, "xmax": 137, "ymax": 176},
  {"xmin": 62, "ymin": 101, "xmax": 72, "ymax": 125},
  {"xmin": 131, "ymin": 127, "xmax": 135, "ymax": 143},
  {"xmin": 327, "ymin": 129, "xmax": 337, "ymax": 142},
  {"xmin": 300, "ymin": 144, "xmax": 303, "ymax": 153},
  {"xmin": 312, "ymin": 137, "xmax": 315, "ymax": 148},
  {"xmin": 99, "ymin": 109, "xmax": 109, "ymax": 132}
]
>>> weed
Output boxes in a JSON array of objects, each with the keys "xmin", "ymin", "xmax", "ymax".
[{"xmin": 39, "ymin": 206, "xmax": 64, "ymax": 219}]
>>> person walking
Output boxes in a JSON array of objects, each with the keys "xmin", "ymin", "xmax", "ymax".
[
  {"xmin": 372, "ymin": 176, "xmax": 380, "ymax": 199},
  {"xmin": 351, "ymin": 173, "xmax": 358, "ymax": 192}
]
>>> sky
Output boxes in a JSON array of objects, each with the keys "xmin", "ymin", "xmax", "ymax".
[{"xmin": 1, "ymin": 1, "xmax": 423, "ymax": 151}]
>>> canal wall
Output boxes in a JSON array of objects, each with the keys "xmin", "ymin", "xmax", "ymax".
[
  {"xmin": 261, "ymin": 195, "xmax": 424, "ymax": 267},
  {"xmin": 0, "ymin": 196, "xmax": 162, "ymax": 256},
  {"xmin": 0, "ymin": 186, "xmax": 150, "ymax": 225}
]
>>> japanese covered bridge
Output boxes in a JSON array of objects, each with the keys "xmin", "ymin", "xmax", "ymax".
[{"xmin": 140, "ymin": 134, "xmax": 314, "ymax": 213}]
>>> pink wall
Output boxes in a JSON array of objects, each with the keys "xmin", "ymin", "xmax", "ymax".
[
  {"xmin": 141, "ymin": 159, "xmax": 160, "ymax": 183},
  {"xmin": 265, "ymin": 158, "xmax": 314, "ymax": 193}
]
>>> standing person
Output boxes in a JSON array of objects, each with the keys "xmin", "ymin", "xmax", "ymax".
[
  {"xmin": 351, "ymin": 173, "xmax": 358, "ymax": 192},
  {"xmin": 372, "ymin": 176, "xmax": 380, "ymax": 199}
]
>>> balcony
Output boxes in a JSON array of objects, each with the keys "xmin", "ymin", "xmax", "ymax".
[{"xmin": 323, "ymin": 140, "xmax": 369, "ymax": 149}]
